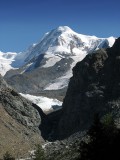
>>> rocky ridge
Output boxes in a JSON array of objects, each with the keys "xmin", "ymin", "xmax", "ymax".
[
  {"xmin": 0, "ymin": 74, "xmax": 44, "ymax": 158},
  {"xmin": 58, "ymin": 38, "xmax": 120, "ymax": 138}
]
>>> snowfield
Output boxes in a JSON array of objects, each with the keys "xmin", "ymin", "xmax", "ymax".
[
  {"xmin": 0, "ymin": 51, "xmax": 17, "ymax": 76},
  {"xmin": 20, "ymin": 93, "xmax": 62, "ymax": 113},
  {"xmin": 44, "ymin": 52, "xmax": 87, "ymax": 90}
]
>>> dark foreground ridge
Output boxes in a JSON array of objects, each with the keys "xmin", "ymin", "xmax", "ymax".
[{"xmin": 57, "ymin": 38, "xmax": 120, "ymax": 138}]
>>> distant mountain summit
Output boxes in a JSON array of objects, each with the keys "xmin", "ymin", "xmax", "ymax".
[
  {"xmin": 3, "ymin": 26, "xmax": 115, "ymax": 98},
  {"xmin": 13, "ymin": 26, "xmax": 115, "ymax": 69}
]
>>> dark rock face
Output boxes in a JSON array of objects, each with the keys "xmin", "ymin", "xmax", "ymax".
[
  {"xmin": 58, "ymin": 38, "xmax": 120, "ymax": 138},
  {"xmin": 0, "ymin": 74, "xmax": 10, "ymax": 89}
]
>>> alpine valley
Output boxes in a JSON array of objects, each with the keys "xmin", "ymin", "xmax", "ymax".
[{"xmin": 1, "ymin": 26, "xmax": 120, "ymax": 159}]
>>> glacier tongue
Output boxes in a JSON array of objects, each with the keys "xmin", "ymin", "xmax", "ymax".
[{"xmin": 20, "ymin": 93, "xmax": 62, "ymax": 113}]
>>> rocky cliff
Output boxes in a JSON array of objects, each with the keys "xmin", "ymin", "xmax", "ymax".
[
  {"xmin": 0, "ymin": 75, "xmax": 44, "ymax": 158},
  {"xmin": 58, "ymin": 38, "xmax": 120, "ymax": 138}
]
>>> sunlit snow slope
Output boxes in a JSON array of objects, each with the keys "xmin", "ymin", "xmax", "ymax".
[
  {"xmin": 14, "ymin": 26, "xmax": 115, "ymax": 68},
  {"xmin": 0, "ymin": 51, "xmax": 17, "ymax": 76}
]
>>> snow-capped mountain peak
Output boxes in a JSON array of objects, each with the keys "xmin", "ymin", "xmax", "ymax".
[
  {"xmin": 1, "ymin": 26, "xmax": 116, "ymax": 92},
  {"xmin": 54, "ymin": 26, "xmax": 74, "ymax": 33},
  {"xmin": 14, "ymin": 26, "xmax": 115, "ymax": 68}
]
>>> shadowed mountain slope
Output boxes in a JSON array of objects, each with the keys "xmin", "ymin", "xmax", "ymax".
[{"xmin": 58, "ymin": 38, "xmax": 120, "ymax": 138}]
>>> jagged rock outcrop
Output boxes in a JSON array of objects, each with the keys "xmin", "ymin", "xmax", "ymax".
[
  {"xmin": 58, "ymin": 38, "xmax": 120, "ymax": 138},
  {"xmin": 0, "ymin": 75, "xmax": 44, "ymax": 158},
  {"xmin": 0, "ymin": 74, "xmax": 41, "ymax": 130}
]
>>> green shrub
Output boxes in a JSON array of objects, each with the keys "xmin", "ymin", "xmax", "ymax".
[
  {"xmin": 79, "ymin": 113, "xmax": 120, "ymax": 160},
  {"xmin": 3, "ymin": 152, "xmax": 15, "ymax": 160},
  {"xmin": 34, "ymin": 144, "xmax": 45, "ymax": 160}
]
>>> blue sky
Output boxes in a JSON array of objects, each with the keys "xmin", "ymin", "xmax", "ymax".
[{"xmin": 0, "ymin": 0, "xmax": 120, "ymax": 52}]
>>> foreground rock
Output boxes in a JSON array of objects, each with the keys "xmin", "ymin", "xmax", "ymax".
[
  {"xmin": 44, "ymin": 131, "xmax": 86, "ymax": 160},
  {"xmin": 58, "ymin": 38, "xmax": 120, "ymax": 138},
  {"xmin": 0, "ymin": 75, "xmax": 44, "ymax": 158}
]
